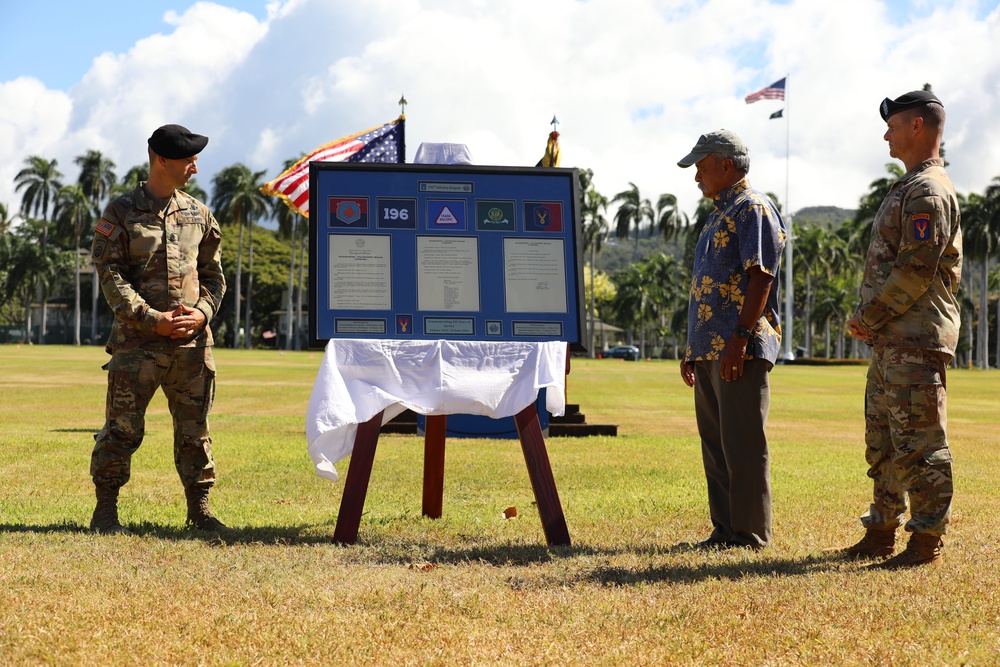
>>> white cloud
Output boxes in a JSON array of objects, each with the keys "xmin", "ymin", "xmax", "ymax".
[
  {"xmin": 0, "ymin": 78, "xmax": 72, "ymax": 212},
  {"xmin": 2, "ymin": 0, "xmax": 1000, "ymax": 223}
]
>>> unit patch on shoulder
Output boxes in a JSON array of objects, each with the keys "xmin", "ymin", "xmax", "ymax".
[
  {"xmin": 911, "ymin": 213, "xmax": 932, "ymax": 242},
  {"xmin": 95, "ymin": 218, "xmax": 115, "ymax": 237}
]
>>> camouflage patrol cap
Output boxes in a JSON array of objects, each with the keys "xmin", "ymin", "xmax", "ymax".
[
  {"xmin": 148, "ymin": 124, "xmax": 209, "ymax": 159},
  {"xmin": 677, "ymin": 129, "xmax": 748, "ymax": 168},
  {"xmin": 879, "ymin": 91, "xmax": 943, "ymax": 121}
]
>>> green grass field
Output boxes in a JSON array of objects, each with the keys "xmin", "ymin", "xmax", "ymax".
[{"xmin": 2, "ymin": 345, "xmax": 999, "ymax": 666}]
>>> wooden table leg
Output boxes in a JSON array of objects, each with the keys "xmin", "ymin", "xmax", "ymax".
[
  {"xmin": 422, "ymin": 415, "xmax": 447, "ymax": 518},
  {"xmin": 332, "ymin": 410, "xmax": 385, "ymax": 545},
  {"xmin": 514, "ymin": 404, "xmax": 571, "ymax": 547}
]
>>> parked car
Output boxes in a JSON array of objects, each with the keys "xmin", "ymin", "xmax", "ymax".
[{"xmin": 604, "ymin": 345, "xmax": 640, "ymax": 361}]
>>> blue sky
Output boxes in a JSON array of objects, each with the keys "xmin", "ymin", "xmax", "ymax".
[
  {"xmin": 2, "ymin": 0, "xmax": 1000, "ymax": 219},
  {"xmin": 0, "ymin": 1, "xmax": 272, "ymax": 89}
]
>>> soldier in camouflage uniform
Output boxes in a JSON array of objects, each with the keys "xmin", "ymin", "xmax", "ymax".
[
  {"xmin": 89, "ymin": 124, "xmax": 227, "ymax": 535},
  {"xmin": 835, "ymin": 91, "xmax": 962, "ymax": 568}
]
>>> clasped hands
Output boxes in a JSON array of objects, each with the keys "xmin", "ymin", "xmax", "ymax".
[{"xmin": 155, "ymin": 304, "xmax": 206, "ymax": 339}]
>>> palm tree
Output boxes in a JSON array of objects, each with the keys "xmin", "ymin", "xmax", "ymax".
[
  {"xmin": 75, "ymin": 150, "xmax": 117, "ymax": 345},
  {"xmin": 608, "ymin": 263, "xmax": 646, "ymax": 350},
  {"xmin": 212, "ymin": 164, "xmax": 270, "ymax": 349},
  {"xmin": 793, "ymin": 222, "xmax": 848, "ymax": 357},
  {"xmin": 114, "ymin": 163, "xmax": 150, "ymax": 196},
  {"xmin": 0, "ymin": 202, "xmax": 17, "ymax": 233},
  {"xmin": 611, "ymin": 182, "xmax": 653, "ymax": 261},
  {"xmin": 53, "ymin": 184, "xmax": 94, "ymax": 345},
  {"xmin": 812, "ymin": 277, "xmax": 855, "ymax": 359},
  {"xmin": 9, "ymin": 218, "xmax": 65, "ymax": 342},
  {"xmin": 0, "ymin": 227, "xmax": 37, "ymax": 326},
  {"xmin": 579, "ymin": 169, "xmax": 608, "ymax": 357},
  {"xmin": 642, "ymin": 252, "xmax": 683, "ymax": 358},
  {"xmin": 14, "ymin": 156, "xmax": 63, "ymax": 343},
  {"xmin": 182, "ymin": 177, "xmax": 208, "ymax": 203},
  {"xmin": 655, "ymin": 192, "xmax": 688, "ymax": 246},
  {"xmin": 75, "ymin": 150, "xmax": 117, "ymax": 214},
  {"xmin": 842, "ymin": 163, "xmax": 904, "ymax": 257},
  {"xmin": 268, "ymin": 156, "xmax": 309, "ymax": 350},
  {"xmin": 963, "ymin": 179, "xmax": 1000, "ymax": 368},
  {"xmin": 683, "ymin": 198, "xmax": 715, "ymax": 267}
]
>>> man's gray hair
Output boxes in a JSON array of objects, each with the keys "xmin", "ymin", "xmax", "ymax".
[{"xmin": 710, "ymin": 151, "xmax": 750, "ymax": 175}]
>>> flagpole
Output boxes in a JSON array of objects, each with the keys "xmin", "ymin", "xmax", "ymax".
[
  {"xmin": 782, "ymin": 73, "xmax": 795, "ymax": 361},
  {"xmin": 398, "ymin": 94, "xmax": 407, "ymax": 164}
]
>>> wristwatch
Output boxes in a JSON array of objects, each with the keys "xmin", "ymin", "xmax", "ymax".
[{"xmin": 735, "ymin": 324, "xmax": 752, "ymax": 339}]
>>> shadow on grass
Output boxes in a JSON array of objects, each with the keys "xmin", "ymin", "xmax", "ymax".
[
  {"xmin": 576, "ymin": 552, "xmax": 847, "ymax": 586},
  {"xmin": 0, "ymin": 521, "xmax": 338, "ymax": 546},
  {"xmin": 0, "ymin": 522, "xmax": 851, "ymax": 583}
]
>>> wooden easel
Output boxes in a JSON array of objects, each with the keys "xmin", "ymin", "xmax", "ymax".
[{"xmin": 332, "ymin": 402, "xmax": 571, "ymax": 547}]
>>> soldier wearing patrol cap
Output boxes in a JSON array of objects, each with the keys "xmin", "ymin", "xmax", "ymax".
[
  {"xmin": 832, "ymin": 91, "xmax": 962, "ymax": 568},
  {"xmin": 89, "ymin": 124, "xmax": 228, "ymax": 535}
]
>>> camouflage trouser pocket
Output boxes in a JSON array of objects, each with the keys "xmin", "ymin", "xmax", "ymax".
[
  {"xmin": 107, "ymin": 370, "xmax": 138, "ymax": 411},
  {"xmin": 922, "ymin": 447, "xmax": 953, "ymax": 466},
  {"xmin": 884, "ymin": 362, "xmax": 943, "ymax": 428}
]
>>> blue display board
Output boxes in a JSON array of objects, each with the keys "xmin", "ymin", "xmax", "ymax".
[{"xmin": 309, "ymin": 163, "xmax": 584, "ymax": 347}]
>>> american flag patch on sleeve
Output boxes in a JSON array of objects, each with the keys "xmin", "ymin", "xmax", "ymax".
[{"xmin": 95, "ymin": 219, "xmax": 115, "ymax": 237}]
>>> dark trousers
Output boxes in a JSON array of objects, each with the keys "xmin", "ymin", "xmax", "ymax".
[{"xmin": 693, "ymin": 359, "xmax": 772, "ymax": 547}]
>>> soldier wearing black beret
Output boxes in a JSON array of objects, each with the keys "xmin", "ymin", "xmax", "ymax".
[
  {"xmin": 832, "ymin": 92, "xmax": 962, "ymax": 568},
  {"xmin": 879, "ymin": 90, "xmax": 943, "ymax": 122},
  {"xmin": 89, "ymin": 124, "xmax": 228, "ymax": 535}
]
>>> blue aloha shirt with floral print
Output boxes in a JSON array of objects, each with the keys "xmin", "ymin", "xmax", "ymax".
[{"xmin": 684, "ymin": 178, "xmax": 786, "ymax": 366}]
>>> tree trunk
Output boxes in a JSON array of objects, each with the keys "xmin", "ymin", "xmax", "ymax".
[
  {"xmin": 284, "ymin": 231, "xmax": 297, "ymax": 350},
  {"xmin": 232, "ymin": 220, "xmax": 244, "ymax": 349},
  {"xmin": 73, "ymin": 246, "xmax": 81, "ymax": 346},
  {"xmin": 804, "ymin": 274, "xmax": 813, "ymax": 358},
  {"xmin": 37, "ymin": 280, "xmax": 48, "ymax": 344},
  {"xmin": 91, "ymin": 266, "xmax": 100, "ymax": 344},
  {"xmin": 23, "ymin": 297, "xmax": 32, "ymax": 344},
  {"xmin": 296, "ymin": 231, "xmax": 307, "ymax": 350},
  {"xmin": 588, "ymin": 245, "xmax": 596, "ymax": 358},
  {"xmin": 994, "ymin": 283, "xmax": 999, "ymax": 369},
  {"xmin": 979, "ymin": 258, "xmax": 989, "ymax": 369},
  {"xmin": 243, "ymin": 222, "xmax": 254, "ymax": 350}
]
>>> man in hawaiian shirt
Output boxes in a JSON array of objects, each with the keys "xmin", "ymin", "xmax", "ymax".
[{"xmin": 677, "ymin": 129, "xmax": 786, "ymax": 550}]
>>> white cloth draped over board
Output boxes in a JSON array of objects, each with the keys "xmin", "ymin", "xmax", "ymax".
[{"xmin": 305, "ymin": 339, "xmax": 567, "ymax": 481}]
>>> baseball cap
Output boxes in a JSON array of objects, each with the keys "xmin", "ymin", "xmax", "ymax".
[
  {"xmin": 148, "ymin": 124, "xmax": 209, "ymax": 159},
  {"xmin": 879, "ymin": 91, "xmax": 943, "ymax": 121},
  {"xmin": 677, "ymin": 129, "xmax": 748, "ymax": 168}
]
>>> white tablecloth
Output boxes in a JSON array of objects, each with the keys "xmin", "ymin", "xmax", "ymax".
[{"xmin": 305, "ymin": 339, "xmax": 567, "ymax": 481}]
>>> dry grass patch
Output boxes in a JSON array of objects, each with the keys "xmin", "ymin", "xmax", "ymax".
[{"xmin": 2, "ymin": 346, "xmax": 999, "ymax": 666}]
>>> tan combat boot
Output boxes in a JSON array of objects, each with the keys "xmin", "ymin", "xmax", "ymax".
[
  {"xmin": 871, "ymin": 532, "xmax": 943, "ymax": 569},
  {"xmin": 825, "ymin": 527, "xmax": 895, "ymax": 559},
  {"xmin": 185, "ymin": 485, "xmax": 228, "ymax": 531},
  {"xmin": 90, "ymin": 485, "xmax": 131, "ymax": 535}
]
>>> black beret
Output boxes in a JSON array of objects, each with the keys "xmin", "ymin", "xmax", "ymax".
[
  {"xmin": 147, "ymin": 124, "xmax": 209, "ymax": 159},
  {"xmin": 879, "ymin": 91, "xmax": 943, "ymax": 121}
]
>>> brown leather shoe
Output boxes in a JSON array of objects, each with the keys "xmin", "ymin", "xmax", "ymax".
[
  {"xmin": 870, "ymin": 532, "xmax": 943, "ymax": 570},
  {"xmin": 825, "ymin": 528, "xmax": 895, "ymax": 559}
]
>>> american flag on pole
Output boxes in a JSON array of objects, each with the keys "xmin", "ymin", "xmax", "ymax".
[
  {"xmin": 745, "ymin": 77, "xmax": 786, "ymax": 104},
  {"xmin": 260, "ymin": 117, "xmax": 404, "ymax": 217}
]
